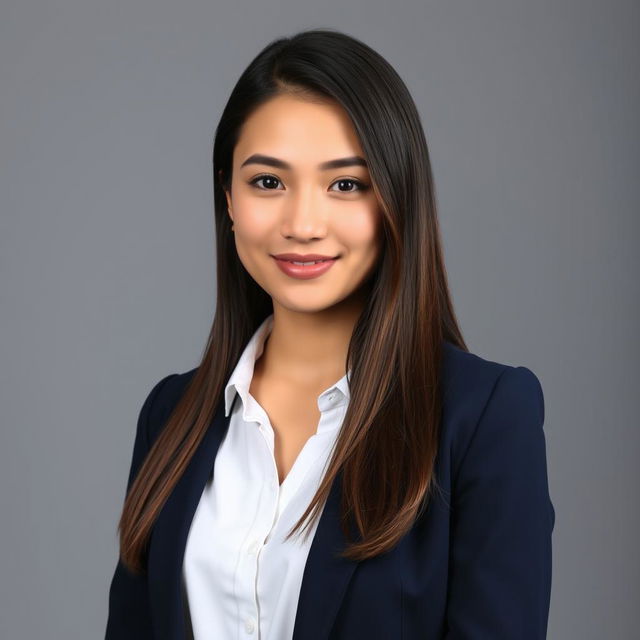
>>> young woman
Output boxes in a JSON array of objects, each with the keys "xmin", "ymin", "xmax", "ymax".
[{"xmin": 106, "ymin": 28, "xmax": 555, "ymax": 640}]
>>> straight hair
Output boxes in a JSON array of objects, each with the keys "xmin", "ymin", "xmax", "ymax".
[{"xmin": 118, "ymin": 27, "xmax": 467, "ymax": 575}]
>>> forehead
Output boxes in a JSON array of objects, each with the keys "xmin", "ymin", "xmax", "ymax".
[{"xmin": 233, "ymin": 94, "xmax": 365, "ymax": 165}]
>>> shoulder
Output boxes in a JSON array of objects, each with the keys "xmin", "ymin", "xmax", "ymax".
[
  {"xmin": 440, "ymin": 340, "xmax": 546, "ymax": 471},
  {"xmin": 140, "ymin": 344, "xmax": 545, "ymax": 467},
  {"xmin": 139, "ymin": 367, "xmax": 199, "ymax": 445},
  {"xmin": 441, "ymin": 340, "xmax": 544, "ymax": 404}
]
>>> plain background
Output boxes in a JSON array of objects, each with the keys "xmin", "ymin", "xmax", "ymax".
[{"xmin": 1, "ymin": 1, "xmax": 638, "ymax": 638}]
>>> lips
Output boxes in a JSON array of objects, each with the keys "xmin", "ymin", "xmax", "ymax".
[
  {"xmin": 281, "ymin": 258, "xmax": 332, "ymax": 265},
  {"xmin": 272, "ymin": 255, "xmax": 338, "ymax": 280},
  {"xmin": 272, "ymin": 253, "xmax": 339, "ymax": 262}
]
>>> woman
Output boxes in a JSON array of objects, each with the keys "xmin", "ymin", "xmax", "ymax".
[{"xmin": 106, "ymin": 28, "xmax": 554, "ymax": 640}]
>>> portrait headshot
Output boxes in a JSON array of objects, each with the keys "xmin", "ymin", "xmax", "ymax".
[
  {"xmin": 107, "ymin": 27, "xmax": 554, "ymax": 639},
  {"xmin": 1, "ymin": 3, "xmax": 637, "ymax": 640}
]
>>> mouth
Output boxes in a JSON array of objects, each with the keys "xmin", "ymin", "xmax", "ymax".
[
  {"xmin": 276, "ymin": 258, "xmax": 336, "ymax": 265},
  {"xmin": 271, "ymin": 255, "xmax": 339, "ymax": 280},
  {"xmin": 271, "ymin": 253, "xmax": 340, "ymax": 264}
]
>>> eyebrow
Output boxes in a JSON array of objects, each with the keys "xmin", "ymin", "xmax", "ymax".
[{"xmin": 239, "ymin": 153, "xmax": 368, "ymax": 171}]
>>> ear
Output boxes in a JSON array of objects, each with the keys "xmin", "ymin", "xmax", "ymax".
[
  {"xmin": 225, "ymin": 191, "xmax": 233, "ymax": 221},
  {"xmin": 218, "ymin": 170, "xmax": 233, "ymax": 222}
]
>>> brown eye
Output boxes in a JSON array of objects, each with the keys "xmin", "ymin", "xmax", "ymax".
[
  {"xmin": 329, "ymin": 178, "xmax": 368, "ymax": 193},
  {"xmin": 249, "ymin": 174, "xmax": 282, "ymax": 190}
]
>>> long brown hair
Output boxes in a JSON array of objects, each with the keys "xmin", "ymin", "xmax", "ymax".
[{"xmin": 118, "ymin": 27, "xmax": 467, "ymax": 575}]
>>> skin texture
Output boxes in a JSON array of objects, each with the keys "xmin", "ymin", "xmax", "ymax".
[{"xmin": 223, "ymin": 93, "xmax": 383, "ymax": 483}]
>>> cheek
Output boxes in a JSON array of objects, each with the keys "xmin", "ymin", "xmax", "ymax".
[
  {"xmin": 338, "ymin": 207, "xmax": 381, "ymax": 253},
  {"xmin": 234, "ymin": 202, "xmax": 273, "ymax": 240}
]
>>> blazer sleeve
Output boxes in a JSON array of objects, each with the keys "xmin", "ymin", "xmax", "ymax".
[
  {"xmin": 105, "ymin": 373, "xmax": 177, "ymax": 640},
  {"xmin": 445, "ymin": 366, "xmax": 555, "ymax": 639}
]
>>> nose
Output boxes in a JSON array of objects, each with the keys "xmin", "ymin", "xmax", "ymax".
[{"xmin": 280, "ymin": 186, "xmax": 328, "ymax": 241}]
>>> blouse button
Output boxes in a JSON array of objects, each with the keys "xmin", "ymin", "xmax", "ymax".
[{"xmin": 245, "ymin": 617, "xmax": 256, "ymax": 633}]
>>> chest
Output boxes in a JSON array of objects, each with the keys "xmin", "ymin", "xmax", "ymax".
[{"xmin": 249, "ymin": 370, "xmax": 323, "ymax": 485}]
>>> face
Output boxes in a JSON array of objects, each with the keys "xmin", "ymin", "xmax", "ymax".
[{"xmin": 223, "ymin": 93, "xmax": 383, "ymax": 315}]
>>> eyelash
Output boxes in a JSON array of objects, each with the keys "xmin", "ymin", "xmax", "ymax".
[{"xmin": 248, "ymin": 174, "xmax": 369, "ymax": 193}]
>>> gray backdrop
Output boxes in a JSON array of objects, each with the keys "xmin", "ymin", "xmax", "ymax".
[{"xmin": 1, "ymin": 1, "xmax": 638, "ymax": 638}]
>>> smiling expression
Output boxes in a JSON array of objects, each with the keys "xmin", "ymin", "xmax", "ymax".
[{"xmin": 223, "ymin": 93, "xmax": 383, "ymax": 313}]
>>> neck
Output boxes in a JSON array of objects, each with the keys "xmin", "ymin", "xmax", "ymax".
[{"xmin": 259, "ymin": 294, "xmax": 365, "ymax": 388}]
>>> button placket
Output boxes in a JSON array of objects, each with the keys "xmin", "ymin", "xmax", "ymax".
[{"xmin": 247, "ymin": 539, "xmax": 260, "ymax": 555}]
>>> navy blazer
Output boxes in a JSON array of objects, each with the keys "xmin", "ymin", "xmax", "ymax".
[{"xmin": 106, "ymin": 340, "xmax": 555, "ymax": 639}]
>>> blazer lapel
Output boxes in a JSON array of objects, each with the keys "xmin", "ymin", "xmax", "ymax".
[
  {"xmin": 147, "ymin": 399, "xmax": 360, "ymax": 640},
  {"xmin": 147, "ymin": 400, "xmax": 229, "ymax": 640},
  {"xmin": 292, "ymin": 467, "xmax": 360, "ymax": 639}
]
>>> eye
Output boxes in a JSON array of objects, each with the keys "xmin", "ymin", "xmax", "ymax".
[
  {"xmin": 249, "ymin": 174, "xmax": 282, "ymax": 190},
  {"xmin": 329, "ymin": 178, "xmax": 369, "ymax": 193},
  {"xmin": 248, "ymin": 174, "xmax": 370, "ymax": 193}
]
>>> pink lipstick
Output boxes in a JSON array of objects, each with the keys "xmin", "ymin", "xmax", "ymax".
[{"xmin": 271, "ymin": 253, "xmax": 339, "ymax": 280}]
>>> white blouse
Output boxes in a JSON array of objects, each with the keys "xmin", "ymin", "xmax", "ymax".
[{"xmin": 181, "ymin": 313, "xmax": 351, "ymax": 640}]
